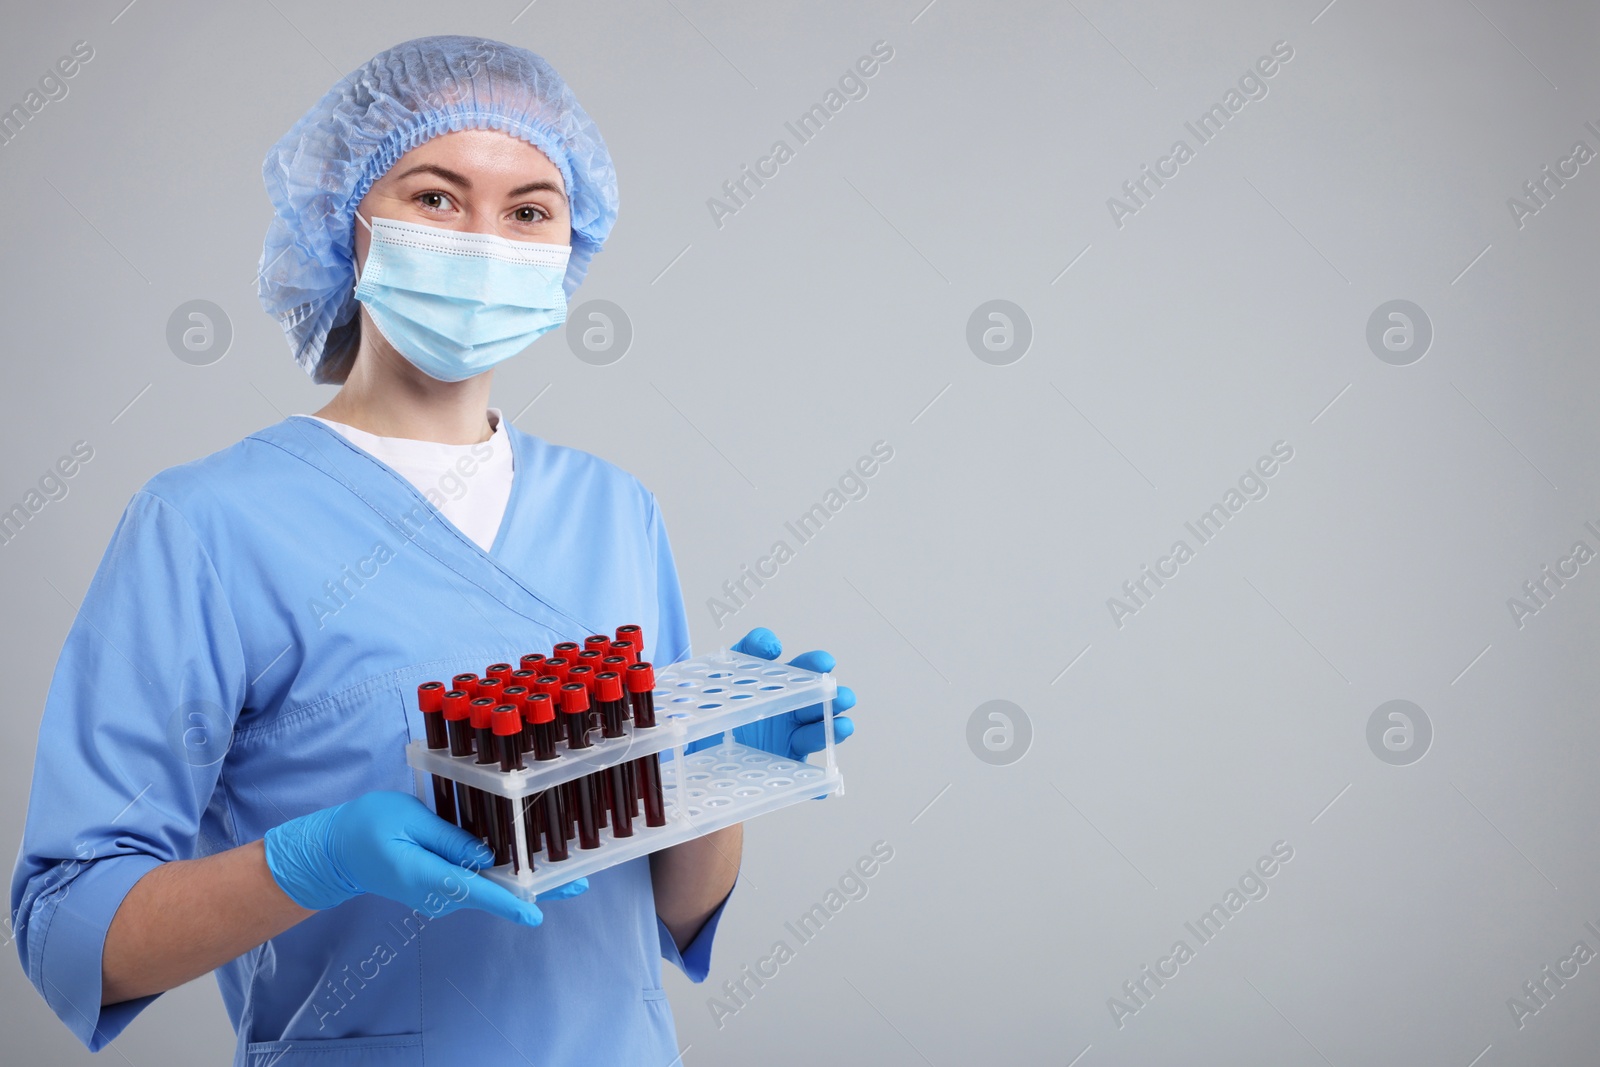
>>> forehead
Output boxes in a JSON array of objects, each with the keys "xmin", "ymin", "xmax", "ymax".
[{"xmin": 381, "ymin": 129, "xmax": 564, "ymax": 189}]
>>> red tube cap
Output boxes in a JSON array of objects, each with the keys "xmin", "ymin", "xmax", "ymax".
[
  {"xmin": 615, "ymin": 624, "xmax": 642, "ymax": 649},
  {"xmin": 469, "ymin": 697, "xmax": 497, "ymax": 729},
  {"xmin": 567, "ymin": 665, "xmax": 594, "ymax": 692},
  {"xmin": 527, "ymin": 693, "xmax": 555, "ymax": 724},
  {"xmin": 607, "ymin": 641, "xmax": 638, "ymax": 665},
  {"xmin": 476, "ymin": 677, "xmax": 504, "ymax": 700},
  {"xmin": 443, "ymin": 690, "xmax": 472, "ymax": 720},
  {"xmin": 625, "ymin": 662, "xmax": 656, "ymax": 692},
  {"xmin": 576, "ymin": 649, "xmax": 604, "ymax": 668},
  {"xmin": 552, "ymin": 641, "xmax": 581, "ymax": 658},
  {"xmin": 543, "ymin": 657, "xmax": 570, "ymax": 683},
  {"xmin": 417, "ymin": 681, "xmax": 445, "ymax": 713},
  {"xmin": 520, "ymin": 653, "xmax": 546, "ymax": 670},
  {"xmin": 560, "ymin": 682, "xmax": 590, "ymax": 713},
  {"xmin": 486, "ymin": 663, "xmax": 513, "ymax": 681},
  {"xmin": 584, "ymin": 634, "xmax": 611, "ymax": 650},
  {"xmin": 534, "ymin": 675, "xmax": 562, "ymax": 700},
  {"xmin": 493, "ymin": 705, "xmax": 523, "ymax": 735},
  {"xmin": 596, "ymin": 671, "xmax": 623, "ymax": 703},
  {"xmin": 452, "ymin": 673, "xmax": 479, "ymax": 696}
]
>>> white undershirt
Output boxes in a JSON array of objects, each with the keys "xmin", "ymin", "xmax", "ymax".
[{"xmin": 300, "ymin": 408, "xmax": 514, "ymax": 552}]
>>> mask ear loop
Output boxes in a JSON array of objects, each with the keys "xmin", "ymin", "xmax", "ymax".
[{"xmin": 353, "ymin": 210, "xmax": 374, "ymax": 287}]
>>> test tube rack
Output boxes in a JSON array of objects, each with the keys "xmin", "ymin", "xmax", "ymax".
[{"xmin": 406, "ymin": 647, "xmax": 844, "ymax": 900}]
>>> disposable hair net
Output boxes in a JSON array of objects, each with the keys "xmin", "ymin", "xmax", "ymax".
[{"xmin": 257, "ymin": 35, "xmax": 617, "ymax": 384}]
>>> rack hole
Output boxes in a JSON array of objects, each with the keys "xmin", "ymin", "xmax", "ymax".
[
  {"xmin": 759, "ymin": 684, "xmax": 784, "ymax": 691},
  {"xmin": 766, "ymin": 777, "xmax": 794, "ymax": 788},
  {"xmin": 698, "ymin": 702, "xmax": 723, "ymax": 710}
]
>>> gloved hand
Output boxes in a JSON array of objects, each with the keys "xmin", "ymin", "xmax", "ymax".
[
  {"xmin": 688, "ymin": 627, "xmax": 856, "ymax": 760},
  {"xmin": 264, "ymin": 790, "xmax": 587, "ymax": 926}
]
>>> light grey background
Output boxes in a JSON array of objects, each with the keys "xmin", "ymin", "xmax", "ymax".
[{"xmin": 2, "ymin": 0, "xmax": 1596, "ymax": 1064}]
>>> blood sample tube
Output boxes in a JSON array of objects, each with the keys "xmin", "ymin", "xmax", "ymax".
[
  {"xmin": 575, "ymin": 649, "xmax": 605, "ymax": 677},
  {"xmin": 607, "ymin": 641, "xmax": 638, "ymax": 667},
  {"xmin": 522, "ymin": 690, "xmax": 550, "ymax": 753},
  {"xmin": 470, "ymin": 697, "xmax": 505, "ymax": 860},
  {"xmin": 552, "ymin": 640, "xmax": 582, "ymax": 660},
  {"xmin": 492, "ymin": 704, "xmax": 526, "ymax": 873},
  {"xmin": 562, "ymin": 675, "xmax": 609, "ymax": 827},
  {"xmin": 596, "ymin": 672, "xmax": 634, "ymax": 838},
  {"xmin": 543, "ymin": 657, "xmax": 571, "ymax": 684},
  {"xmin": 441, "ymin": 690, "xmax": 478, "ymax": 838},
  {"xmin": 584, "ymin": 633, "xmax": 611, "ymax": 653},
  {"xmin": 599, "ymin": 661, "xmax": 639, "ymax": 810},
  {"xmin": 561, "ymin": 684, "xmax": 601, "ymax": 849},
  {"xmin": 501, "ymin": 685, "xmax": 529, "ymax": 750},
  {"xmin": 486, "ymin": 662, "xmax": 514, "ymax": 685},
  {"xmin": 417, "ymin": 682, "xmax": 457, "ymax": 826},
  {"xmin": 534, "ymin": 674, "xmax": 566, "ymax": 740},
  {"xmin": 453, "ymin": 672, "xmax": 479, "ymax": 698},
  {"xmin": 627, "ymin": 662, "xmax": 667, "ymax": 827},
  {"xmin": 527, "ymin": 699, "xmax": 568, "ymax": 863}
]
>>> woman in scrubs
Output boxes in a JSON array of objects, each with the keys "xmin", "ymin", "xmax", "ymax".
[{"xmin": 11, "ymin": 35, "xmax": 854, "ymax": 1065}]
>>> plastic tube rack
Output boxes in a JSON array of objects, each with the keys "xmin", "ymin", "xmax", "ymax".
[{"xmin": 406, "ymin": 647, "xmax": 844, "ymax": 900}]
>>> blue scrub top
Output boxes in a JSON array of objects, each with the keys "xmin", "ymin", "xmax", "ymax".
[{"xmin": 10, "ymin": 417, "xmax": 728, "ymax": 1066}]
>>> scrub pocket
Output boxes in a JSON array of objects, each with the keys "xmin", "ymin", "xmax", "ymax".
[{"xmin": 243, "ymin": 1033, "xmax": 422, "ymax": 1066}]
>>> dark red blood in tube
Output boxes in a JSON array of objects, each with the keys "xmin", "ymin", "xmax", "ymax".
[
  {"xmin": 501, "ymin": 686, "xmax": 529, "ymax": 753},
  {"xmin": 570, "ymin": 775, "xmax": 600, "ymax": 849},
  {"xmin": 418, "ymin": 682, "xmax": 457, "ymax": 826},
  {"xmin": 492, "ymin": 705, "xmax": 524, "ymax": 871},
  {"xmin": 470, "ymin": 697, "xmax": 502, "ymax": 856},
  {"xmin": 442, "ymin": 690, "xmax": 479, "ymax": 838},
  {"xmin": 552, "ymin": 641, "xmax": 581, "ymax": 660},
  {"xmin": 453, "ymin": 673, "xmax": 479, "ymax": 698},
  {"xmin": 608, "ymin": 641, "xmax": 638, "ymax": 666},
  {"xmin": 527, "ymin": 699, "xmax": 566, "ymax": 862},
  {"xmin": 626, "ymin": 663, "xmax": 666, "ymax": 827},
  {"xmin": 560, "ymin": 685, "xmax": 602, "ymax": 848},
  {"xmin": 595, "ymin": 672, "xmax": 633, "ymax": 837},
  {"xmin": 486, "ymin": 662, "xmax": 513, "ymax": 684}
]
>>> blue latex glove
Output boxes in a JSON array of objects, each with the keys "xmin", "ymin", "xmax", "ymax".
[
  {"xmin": 264, "ymin": 790, "xmax": 586, "ymax": 926},
  {"xmin": 688, "ymin": 627, "xmax": 857, "ymax": 760}
]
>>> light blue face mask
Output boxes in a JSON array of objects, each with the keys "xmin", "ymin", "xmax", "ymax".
[{"xmin": 353, "ymin": 214, "xmax": 571, "ymax": 382}]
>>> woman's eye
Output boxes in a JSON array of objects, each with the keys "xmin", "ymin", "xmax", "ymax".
[
  {"xmin": 513, "ymin": 205, "xmax": 546, "ymax": 223},
  {"xmin": 418, "ymin": 191, "xmax": 454, "ymax": 211}
]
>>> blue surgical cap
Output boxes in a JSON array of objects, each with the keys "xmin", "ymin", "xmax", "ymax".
[{"xmin": 257, "ymin": 35, "xmax": 618, "ymax": 383}]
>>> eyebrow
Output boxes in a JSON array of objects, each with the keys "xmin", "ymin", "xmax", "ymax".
[{"xmin": 390, "ymin": 164, "xmax": 567, "ymax": 203}]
